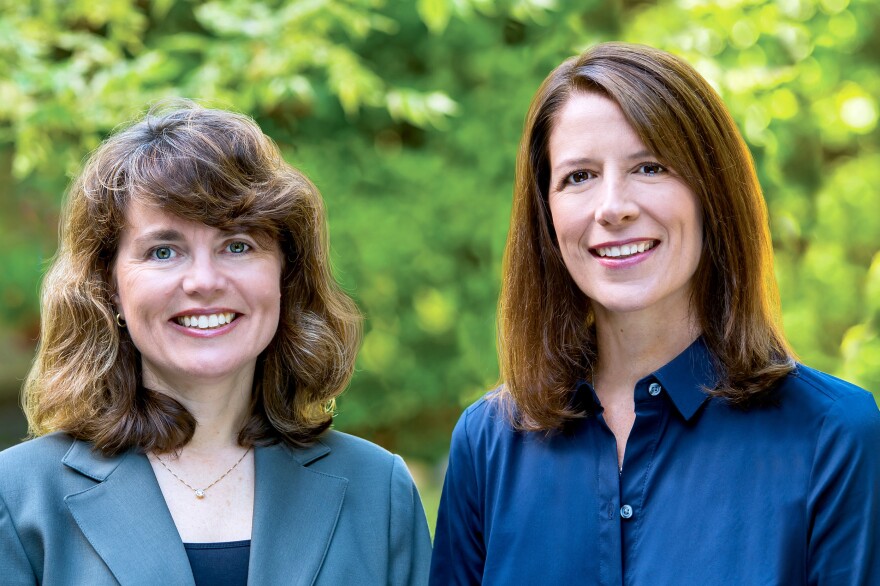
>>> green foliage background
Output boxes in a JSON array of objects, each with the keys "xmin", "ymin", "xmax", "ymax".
[{"xmin": 1, "ymin": 0, "xmax": 879, "ymax": 467}]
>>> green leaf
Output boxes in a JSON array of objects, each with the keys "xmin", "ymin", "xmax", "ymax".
[{"xmin": 417, "ymin": 0, "xmax": 452, "ymax": 34}]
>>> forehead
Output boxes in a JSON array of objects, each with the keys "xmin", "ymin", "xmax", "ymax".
[
  {"xmin": 117, "ymin": 198, "xmax": 281, "ymax": 253},
  {"xmin": 548, "ymin": 92, "xmax": 647, "ymax": 163},
  {"xmin": 117, "ymin": 199, "xmax": 241, "ymax": 248},
  {"xmin": 121, "ymin": 199, "xmax": 202, "ymax": 234}
]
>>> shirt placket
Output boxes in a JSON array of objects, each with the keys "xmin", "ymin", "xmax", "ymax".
[
  {"xmin": 618, "ymin": 379, "xmax": 666, "ymax": 585},
  {"xmin": 592, "ymin": 409, "xmax": 623, "ymax": 586}
]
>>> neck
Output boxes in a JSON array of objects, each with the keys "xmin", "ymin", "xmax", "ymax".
[
  {"xmin": 142, "ymin": 366, "xmax": 254, "ymax": 453},
  {"xmin": 592, "ymin": 304, "xmax": 700, "ymax": 399}
]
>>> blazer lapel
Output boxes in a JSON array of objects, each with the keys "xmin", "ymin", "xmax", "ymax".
[
  {"xmin": 248, "ymin": 441, "xmax": 347, "ymax": 586},
  {"xmin": 62, "ymin": 440, "xmax": 194, "ymax": 586}
]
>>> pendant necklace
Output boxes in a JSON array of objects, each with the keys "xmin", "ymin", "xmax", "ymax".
[{"xmin": 154, "ymin": 447, "xmax": 251, "ymax": 499}]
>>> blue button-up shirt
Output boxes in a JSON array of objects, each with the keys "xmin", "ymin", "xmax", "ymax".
[{"xmin": 430, "ymin": 339, "xmax": 880, "ymax": 585}]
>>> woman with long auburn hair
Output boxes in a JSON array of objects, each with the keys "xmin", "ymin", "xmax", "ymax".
[
  {"xmin": 430, "ymin": 43, "xmax": 879, "ymax": 585},
  {"xmin": 0, "ymin": 101, "xmax": 431, "ymax": 585}
]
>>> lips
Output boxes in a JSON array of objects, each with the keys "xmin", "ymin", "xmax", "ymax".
[
  {"xmin": 173, "ymin": 312, "xmax": 238, "ymax": 330},
  {"xmin": 591, "ymin": 239, "xmax": 657, "ymax": 258}
]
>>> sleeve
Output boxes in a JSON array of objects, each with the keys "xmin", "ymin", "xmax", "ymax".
[
  {"xmin": 0, "ymin": 490, "xmax": 37, "ymax": 585},
  {"xmin": 429, "ymin": 408, "xmax": 484, "ymax": 586},
  {"xmin": 388, "ymin": 454, "xmax": 432, "ymax": 586},
  {"xmin": 807, "ymin": 391, "xmax": 880, "ymax": 586}
]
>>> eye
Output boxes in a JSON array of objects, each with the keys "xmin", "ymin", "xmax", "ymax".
[
  {"xmin": 636, "ymin": 163, "xmax": 667, "ymax": 176},
  {"xmin": 228, "ymin": 241, "xmax": 250, "ymax": 254},
  {"xmin": 566, "ymin": 170, "xmax": 594, "ymax": 185},
  {"xmin": 150, "ymin": 246, "xmax": 175, "ymax": 260}
]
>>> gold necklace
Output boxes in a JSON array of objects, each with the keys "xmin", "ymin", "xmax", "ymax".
[{"xmin": 154, "ymin": 447, "xmax": 251, "ymax": 499}]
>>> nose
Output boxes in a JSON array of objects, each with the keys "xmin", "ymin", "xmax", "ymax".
[
  {"xmin": 594, "ymin": 176, "xmax": 639, "ymax": 227},
  {"xmin": 181, "ymin": 252, "xmax": 228, "ymax": 296}
]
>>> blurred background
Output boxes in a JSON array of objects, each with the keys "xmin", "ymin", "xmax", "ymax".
[{"xmin": 1, "ymin": 0, "xmax": 878, "ymax": 533}]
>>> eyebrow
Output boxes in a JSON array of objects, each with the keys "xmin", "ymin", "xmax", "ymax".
[
  {"xmin": 552, "ymin": 157, "xmax": 597, "ymax": 176},
  {"xmin": 131, "ymin": 226, "xmax": 257, "ymax": 247},
  {"xmin": 133, "ymin": 229, "xmax": 185, "ymax": 247},
  {"xmin": 551, "ymin": 150, "xmax": 656, "ymax": 176}
]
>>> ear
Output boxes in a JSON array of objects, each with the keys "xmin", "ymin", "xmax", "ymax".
[
  {"xmin": 110, "ymin": 292, "xmax": 123, "ymax": 317},
  {"xmin": 108, "ymin": 259, "xmax": 121, "ymax": 306}
]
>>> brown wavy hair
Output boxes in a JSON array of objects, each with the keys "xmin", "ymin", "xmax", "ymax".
[
  {"xmin": 498, "ymin": 42, "xmax": 794, "ymax": 430},
  {"xmin": 23, "ymin": 101, "xmax": 362, "ymax": 455}
]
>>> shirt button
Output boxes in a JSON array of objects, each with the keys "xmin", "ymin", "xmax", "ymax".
[
  {"xmin": 648, "ymin": 383, "xmax": 662, "ymax": 396},
  {"xmin": 620, "ymin": 504, "xmax": 633, "ymax": 519}
]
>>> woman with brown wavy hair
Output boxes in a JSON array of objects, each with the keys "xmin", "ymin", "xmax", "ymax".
[
  {"xmin": 0, "ymin": 102, "xmax": 431, "ymax": 585},
  {"xmin": 430, "ymin": 43, "xmax": 879, "ymax": 585}
]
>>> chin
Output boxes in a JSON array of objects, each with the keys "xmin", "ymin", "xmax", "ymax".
[
  {"xmin": 155, "ymin": 357, "xmax": 254, "ymax": 385},
  {"xmin": 583, "ymin": 282, "xmax": 657, "ymax": 314},
  {"xmin": 591, "ymin": 299, "xmax": 653, "ymax": 316},
  {"xmin": 190, "ymin": 364, "xmax": 249, "ymax": 381}
]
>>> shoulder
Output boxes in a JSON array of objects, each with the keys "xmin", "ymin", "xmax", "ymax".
[
  {"xmin": 0, "ymin": 432, "xmax": 75, "ymax": 464},
  {"xmin": 452, "ymin": 390, "xmax": 518, "ymax": 446},
  {"xmin": 0, "ymin": 434, "xmax": 87, "ymax": 530},
  {"xmin": 0, "ymin": 433, "xmax": 75, "ymax": 487},
  {"xmin": 445, "ymin": 390, "xmax": 529, "ymax": 476},
  {"xmin": 291, "ymin": 431, "xmax": 424, "ymax": 534},
  {"xmin": 784, "ymin": 364, "xmax": 873, "ymax": 402},
  {"xmin": 456, "ymin": 389, "xmax": 510, "ymax": 432},
  {"xmin": 300, "ymin": 430, "xmax": 413, "ymax": 491},
  {"xmin": 773, "ymin": 365, "xmax": 880, "ymax": 460},
  {"xmin": 779, "ymin": 364, "xmax": 879, "ymax": 425},
  {"xmin": 315, "ymin": 429, "xmax": 396, "ymax": 469},
  {"xmin": 318, "ymin": 429, "xmax": 394, "ymax": 457}
]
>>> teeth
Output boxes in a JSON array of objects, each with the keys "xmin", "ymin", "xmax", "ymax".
[
  {"xmin": 596, "ymin": 240, "xmax": 655, "ymax": 258},
  {"xmin": 176, "ymin": 313, "xmax": 236, "ymax": 330}
]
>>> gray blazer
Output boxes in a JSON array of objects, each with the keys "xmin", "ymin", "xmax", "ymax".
[{"xmin": 0, "ymin": 431, "xmax": 432, "ymax": 585}]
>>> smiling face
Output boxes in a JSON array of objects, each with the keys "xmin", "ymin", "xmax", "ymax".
[
  {"xmin": 112, "ymin": 199, "xmax": 283, "ymax": 392},
  {"xmin": 547, "ymin": 92, "xmax": 703, "ymax": 323}
]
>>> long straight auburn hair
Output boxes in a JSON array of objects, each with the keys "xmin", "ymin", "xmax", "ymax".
[{"xmin": 498, "ymin": 42, "xmax": 794, "ymax": 430}]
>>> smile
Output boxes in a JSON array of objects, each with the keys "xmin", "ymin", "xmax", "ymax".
[
  {"xmin": 175, "ymin": 313, "xmax": 237, "ymax": 330},
  {"xmin": 593, "ymin": 240, "xmax": 656, "ymax": 258}
]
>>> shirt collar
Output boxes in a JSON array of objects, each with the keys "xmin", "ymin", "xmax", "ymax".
[
  {"xmin": 573, "ymin": 336, "xmax": 716, "ymax": 422},
  {"xmin": 651, "ymin": 336, "xmax": 716, "ymax": 421}
]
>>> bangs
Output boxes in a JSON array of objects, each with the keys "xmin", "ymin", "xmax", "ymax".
[{"xmin": 110, "ymin": 111, "xmax": 291, "ymax": 242}]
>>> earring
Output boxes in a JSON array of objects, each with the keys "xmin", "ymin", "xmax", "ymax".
[{"xmin": 116, "ymin": 313, "xmax": 127, "ymax": 328}]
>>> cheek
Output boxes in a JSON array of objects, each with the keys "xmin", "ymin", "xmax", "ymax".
[
  {"xmin": 262, "ymin": 279, "xmax": 283, "ymax": 341},
  {"xmin": 551, "ymin": 213, "xmax": 588, "ymax": 262},
  {"xmin": 548, "ymin": 199, "xmax": 571, "ymax": 244},
  {"xmin": 112, "ymin": 271, "xmax": 138, "ymax": 313},
  {"xmin": 688, "ymin": 204, "xmax": 704, "ymax": 257},
  {"xmin": 257, "ymin": 262, "xmax": 284, "ymax": 309},
  {"xmin": 114, "ymin": 269, "xmax": 152, "ymax": 311}
]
